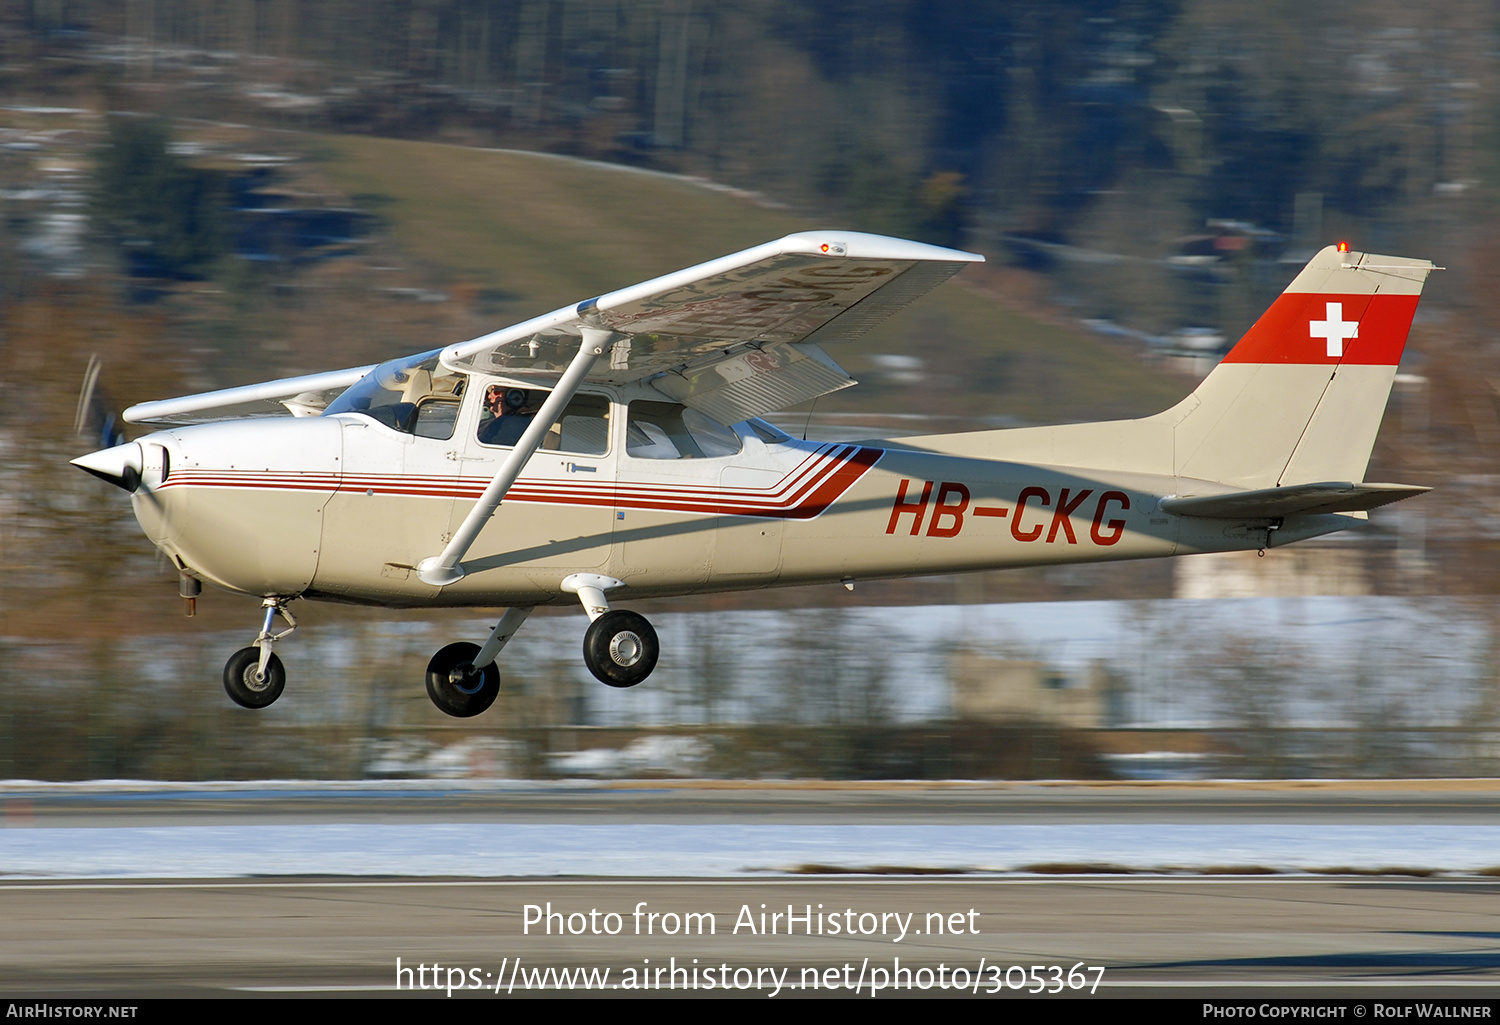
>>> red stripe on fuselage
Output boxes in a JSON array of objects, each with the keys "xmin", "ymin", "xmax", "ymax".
[
  {"xmin": 782, "ymin": 445, "xmax": 883, "ymax": 518},
  {"xmin": 153, "ymin": 445, "xmax": 883, "ymax": 519}
]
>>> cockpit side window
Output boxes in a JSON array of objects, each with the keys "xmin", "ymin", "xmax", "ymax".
[
  {"xmin": 477, "ymin": 386, "xmax": 609, "ymax": 456},
  {"xmin": 324, "ymin": 351, "xmax": 467, "ymax": 440}
]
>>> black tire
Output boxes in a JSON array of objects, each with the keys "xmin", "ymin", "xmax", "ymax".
[
  {"xmin": 223, "ymin": 646, "xmax": 286, "ymax": 709},
  {"xmin": 425, "ymin": 642, "xmax": 500, "ymax": 718},
  {"xmin": 583, "ymin": 610, "xmax": 659, "ymax": 688}
]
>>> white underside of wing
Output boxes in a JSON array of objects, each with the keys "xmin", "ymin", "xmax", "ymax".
[{"xmin": 122, "ymin": 365, "xmax": 376, "ymax": 425}]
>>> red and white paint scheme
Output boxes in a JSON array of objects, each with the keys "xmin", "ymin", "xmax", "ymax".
[{"xmin": 71, "ymin": 234, "xmax": 1435, "ymax": 717}]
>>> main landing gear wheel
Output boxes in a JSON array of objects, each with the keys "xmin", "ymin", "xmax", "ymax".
[
  {"xmin": 583, "ymin": 610, "xmax": 659, "ymax": 688},
  {"xmin": 223, "ymin": 647, "xmax": 286, "ymax": 709},
  {"xmin": 425, "ymin": 642, "xmax": 500, "ymax": 718}
]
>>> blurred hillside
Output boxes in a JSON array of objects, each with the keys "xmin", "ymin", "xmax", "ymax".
[
  {"xmin": 5, "ymin": 2, "xmax": 1490, "ymax": 289},
  {"xmin": 4, "ymin": 3, "xmax": 1492, "ymax": 352}
]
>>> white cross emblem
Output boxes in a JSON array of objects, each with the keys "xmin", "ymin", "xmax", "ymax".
[{"xmin": 1309, "ymin": 301, "xmax": 1359, "ymax": 358}]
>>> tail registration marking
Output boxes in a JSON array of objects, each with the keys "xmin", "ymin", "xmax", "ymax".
[{"xmin": 886, "ymin": 479, "xmax": 1130, "ymax": 546}]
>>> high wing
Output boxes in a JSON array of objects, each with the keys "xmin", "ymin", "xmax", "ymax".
[
  {"xmin": 440, "ymin": 230, "xmax": 983, "ymax": 423},
  {"xmin": 123, "ymin": 231, "xmax": 980, "ymax": 428},
  {"xmin": 123, "ymin": 365, "xmax": 376, "ymax": 425}
]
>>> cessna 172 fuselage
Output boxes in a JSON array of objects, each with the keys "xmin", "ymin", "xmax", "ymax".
[{"xmin": 72, "ymin": 232, "xmax": 1434, "ymax": 717}]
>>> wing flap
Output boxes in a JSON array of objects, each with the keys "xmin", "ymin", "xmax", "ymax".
[
  {"xmin": 1162, "ymin": 481, "xmax": 1430, "ymax": 519},
  {"xmin": 651, "ymin": 342, "xmax": 854, "ymax": 423}
]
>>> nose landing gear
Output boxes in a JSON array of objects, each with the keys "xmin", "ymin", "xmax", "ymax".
[
  {"xmin": 223, "ymin": 647, "xmax": 285, "ymax": 708},
  {"xmin": 223, "ymin": 599, "xmax": 296, "ymax": 709}
]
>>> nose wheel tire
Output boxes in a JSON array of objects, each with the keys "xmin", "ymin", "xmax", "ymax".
[
  {"xmin": 425, "ymin": 642, "xmax": 501, "ymax": 718},
  {"xmin": 223, "ymin": 647, "xmax": 286, "ymax": 709},
  {"xmin": 583, "ymin": 610, "xmax": 659, "ymax": 688}
]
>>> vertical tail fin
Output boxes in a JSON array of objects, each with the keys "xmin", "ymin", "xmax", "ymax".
[
  {"xmin": 1170, "ymin": 245, "xmax": 1433, "ymax": 488},
  {"xmin": 899, "ymin": 245, "xmax": 1433, "ymax": 484}
]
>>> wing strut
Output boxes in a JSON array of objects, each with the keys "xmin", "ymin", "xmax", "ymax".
[{"xmin": 416, "ymin": 329, "xmax": 610, "ymax": 586}]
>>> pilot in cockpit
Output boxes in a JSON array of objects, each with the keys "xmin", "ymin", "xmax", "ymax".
[{"xmin": 478, "ymin": 385, "xmax": 535, "ymax": 446}]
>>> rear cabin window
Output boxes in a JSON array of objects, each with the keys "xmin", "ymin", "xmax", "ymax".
[{"xmin": 626, "ymin": 401, "xmax": 742, "ymax": 459}]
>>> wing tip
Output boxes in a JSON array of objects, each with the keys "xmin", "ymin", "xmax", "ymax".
[{"xmin": 778, "ymin": 230, "xmax": 984, "ymax": 264}]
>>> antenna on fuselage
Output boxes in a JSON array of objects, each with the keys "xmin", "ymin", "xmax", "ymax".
[{"xmin": 802, "ymin": 395, "xmax": 819, "ymax": 442}]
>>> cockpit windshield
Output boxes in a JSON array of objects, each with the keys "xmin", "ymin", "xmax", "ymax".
[{"xmin": 323, "ymin": 350, "xmax": 467, "ymax": 440}]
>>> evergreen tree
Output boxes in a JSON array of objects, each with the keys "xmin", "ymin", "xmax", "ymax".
[{"xmin": 92, "ymin": 117, "xmax": 228, "ymax": 280}]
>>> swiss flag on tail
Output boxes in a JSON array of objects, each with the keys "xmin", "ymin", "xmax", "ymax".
[
  {"xmin": 1220, "ymin": 291, "xmax": 1418, "ymax": 367},
  {"xmin": 1219, "ymin": 246, "xmax": 1426, "ymax": 367}
]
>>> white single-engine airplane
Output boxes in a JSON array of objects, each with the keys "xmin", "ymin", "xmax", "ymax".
[{"xmin": 73, "ymin": 232, "xmax": 1433, "ymax": 716}]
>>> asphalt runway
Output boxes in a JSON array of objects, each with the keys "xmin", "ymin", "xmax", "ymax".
[
  {"xmin": 2, "ymin": 876, "xmax": 1498, "ymax": 998},
  {"xmin": 2, "ymin": 782, "xmax": 1499, "ymax": 998},
  {"xmin": 8, "ymin": 778, "xmax": 1500, "ymax": 826}
]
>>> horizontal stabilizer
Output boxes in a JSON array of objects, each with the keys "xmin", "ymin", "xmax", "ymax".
[{"xmin": 1162, "ymin": 481, "xmax": 1430, "ymax": 519}]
